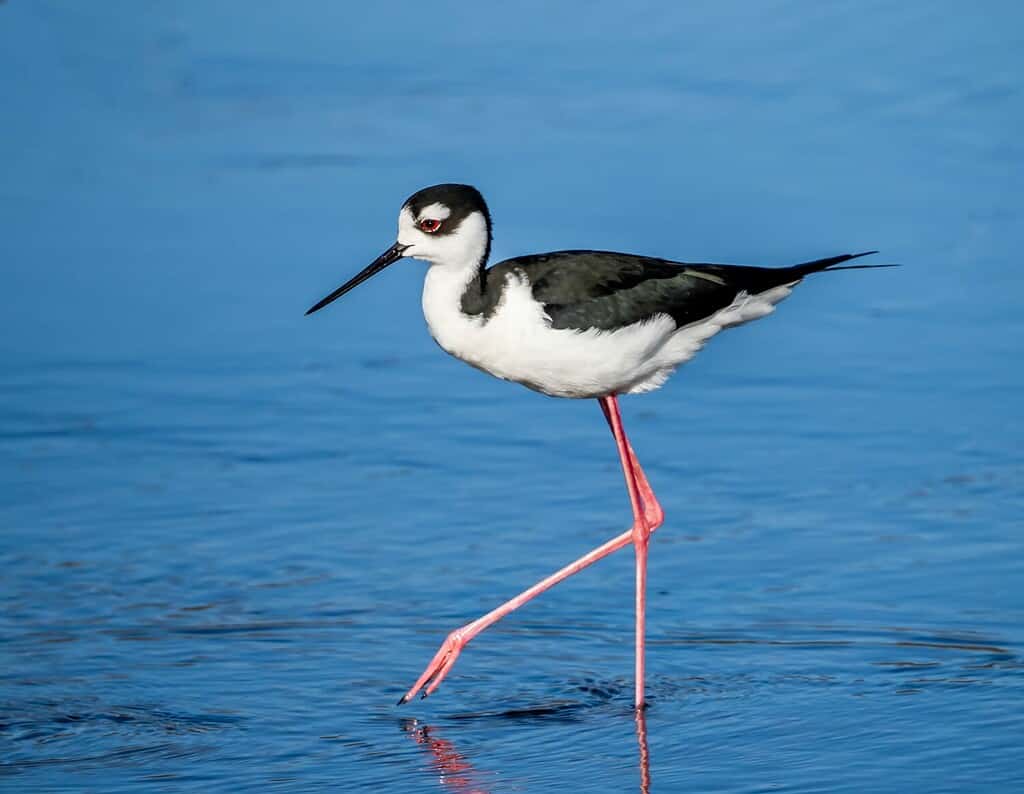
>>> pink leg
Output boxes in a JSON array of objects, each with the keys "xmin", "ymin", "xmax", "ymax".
[
  {"xmin": 599, "ymin": 398, "xmax": 664, "ymax": 530},
  {"xmin": 398, "ymin": 395, "xmax": 664, "ymax": 706},
  {"xmin": 600, "ymin": 395, "xmax": 656, "ymax": 708}
]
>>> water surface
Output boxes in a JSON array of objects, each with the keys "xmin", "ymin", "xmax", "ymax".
[{"xmin": 2, "ymin": 2, "xmax": 1022, "ymax": 791}]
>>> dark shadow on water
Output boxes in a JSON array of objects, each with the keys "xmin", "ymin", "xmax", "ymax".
[{"xmin": 447, "ymin": 700, "xmax": 586, "ymax": 725}]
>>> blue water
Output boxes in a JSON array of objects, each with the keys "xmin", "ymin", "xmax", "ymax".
[{"xmin": 2, "ymin": 2, "xmax": 1022, "ymax": 791}]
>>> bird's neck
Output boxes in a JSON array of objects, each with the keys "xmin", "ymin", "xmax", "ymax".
[
  {"xmin": 424, "ymin": 258, "xmax": 483, "ymax": 318},
  {"xmin": 460, "ymin": 221, "xmax": 494, "ymax": 311},
  {"xmin": 420, "ymin": 212, "xmax": 493, "ymax": 326}
]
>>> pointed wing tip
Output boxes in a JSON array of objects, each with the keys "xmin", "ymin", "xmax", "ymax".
[{"xmin": 837, "ymin": 250, "xmax": 903, "ymax": 269}]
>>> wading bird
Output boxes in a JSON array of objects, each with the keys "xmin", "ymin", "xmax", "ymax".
[{"xmin": 306, "ymin": 183, "xmax": 890, "ymax": 708}]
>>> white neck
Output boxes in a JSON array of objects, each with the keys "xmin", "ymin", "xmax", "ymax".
[{"xmin": 422, "ymin": 259, "xmax": 480, "ymax": 331}]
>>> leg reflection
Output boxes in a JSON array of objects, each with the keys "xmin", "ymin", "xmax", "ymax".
[
  {"xmin": 636, "ymin": 708, "xmax": 651, "ymax": 794},
  {"xmin": 401, "ymin": 711, "xmax": 652, "ymax": 794},
  {"xmin": 401, "ymin": 718, "xmax": 491, "ymax": 794}
]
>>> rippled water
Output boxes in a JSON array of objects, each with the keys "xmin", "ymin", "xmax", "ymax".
[{"xmin": 2, "ymin": 2, "xmax": 1022, "ymax": 791}]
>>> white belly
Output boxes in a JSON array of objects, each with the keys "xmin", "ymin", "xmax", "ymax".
[{"xmin": 421, "ymin": 264, "xmax": 795, "ymax": 399}]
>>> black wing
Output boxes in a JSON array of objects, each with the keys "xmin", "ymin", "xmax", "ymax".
[{"xmin": 474, "ymin": 250, "xmax": 879, "ymax": 331}]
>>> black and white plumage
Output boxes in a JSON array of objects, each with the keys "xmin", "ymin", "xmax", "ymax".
[
  {"xmin": 460, "ymin": 249, "xmax": 878, "ymax": 331},
  {"xmin": 306, "ymin": 183, "xmax": 893, "ymax": 707},
  {"xmin": 307, "ymin": 183, "xmax": 887, "ymax": 398}
]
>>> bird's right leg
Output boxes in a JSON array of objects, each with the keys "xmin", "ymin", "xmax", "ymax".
[
  {"xmin": 599, "ymin": 394, "xmax": 664, "ymax": 708},
  {"xmin": 598, "ymin": 398, "xmax": 664, "ymax": 530}
]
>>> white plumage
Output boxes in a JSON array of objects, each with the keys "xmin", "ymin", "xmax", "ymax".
[{"xmin": 422, "ymin": 258, "xmax": 795, "ymax": 398}]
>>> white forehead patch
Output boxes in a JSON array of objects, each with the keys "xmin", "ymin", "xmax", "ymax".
[{"xmin": 417, "ymin": 202, "xmax": 451, "ymax": 221}]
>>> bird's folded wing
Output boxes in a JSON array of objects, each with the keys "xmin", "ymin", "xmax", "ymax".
[{"xmin": 496, "ymin": 250, "xmax": 744, "ymax": 331}]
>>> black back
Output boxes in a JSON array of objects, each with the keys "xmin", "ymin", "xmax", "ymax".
[{"xmin": 461, "ymin": 250, "xmax": 879, "ymax": 331}]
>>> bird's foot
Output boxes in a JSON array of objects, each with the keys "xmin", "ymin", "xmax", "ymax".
[{"xmin": 398, "ymin": 626, "xmax": 471, "ymax": 704}]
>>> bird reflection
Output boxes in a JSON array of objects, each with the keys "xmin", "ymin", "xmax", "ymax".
[
  {"xmin": 402, "ymin": 708, "xmax": 653, "ymax": 793},
  {"xmin": 636, "ymin": 708, "xmax": 652, "ymax": 794},
  {"xmin": 401, "ymin": 718, "xmax": 491, "ymax": 793}
]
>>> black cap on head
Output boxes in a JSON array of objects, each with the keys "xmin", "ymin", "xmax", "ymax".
[
  {"xmin": 404, "ymin": 183, "xmax": 488, "ymax": 222},
  {"xmin": 408, "ymin": 181, "xmax": 489, "ymax": 225},
  {"xmin": 404, "ymin": 183, "xmax": 492, "ymax": 269}
]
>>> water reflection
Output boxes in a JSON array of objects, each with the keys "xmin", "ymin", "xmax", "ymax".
[
  {"xmin": 402, "ymin": 718, "xmax": 492, "ymax": 793},
  {"xmin": 636, "ymin": 708, "xmax": 651, "ymax": 794},
  {"xmin": 402, "ymin": 709, "xmax": 653, "ymax": 793}
]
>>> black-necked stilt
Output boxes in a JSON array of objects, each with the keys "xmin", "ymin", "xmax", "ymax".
[{"xmin": 306, "ymin": 183, "xmax": 892, "ymax": 708}]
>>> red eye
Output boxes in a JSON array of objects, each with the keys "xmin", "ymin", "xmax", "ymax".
[{"xmin": 419, "ymin": 218, "xmax": 443, "ymax": 233}]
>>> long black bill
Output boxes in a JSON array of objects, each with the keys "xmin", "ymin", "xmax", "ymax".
[{"xmin": 305, "ymin": 242, "xmax": 409, "ymax": 316}]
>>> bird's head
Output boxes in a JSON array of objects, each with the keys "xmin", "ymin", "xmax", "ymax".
[{"xmin": 306, "ymin": 183, "xmax": 491, "ymax": 316}]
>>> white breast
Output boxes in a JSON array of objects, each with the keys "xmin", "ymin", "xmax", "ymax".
[{"xmin": 421, "ymin": 264, "xmax": 796, "ymax": 399}]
